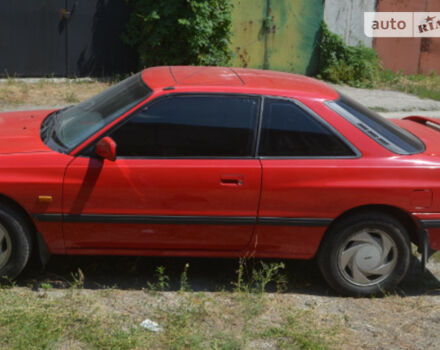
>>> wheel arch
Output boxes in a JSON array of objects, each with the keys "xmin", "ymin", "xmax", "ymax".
[
  {"xmin": 0, "ymin": 194, "xmax": 36, "ymax": 231},
  {"xmin": 0, "ymin": 193, "xmax": 49, "ymax": 266},
  {"xmin": 322, "ymin": 204, "xmax": 421, "ymax": 250}
]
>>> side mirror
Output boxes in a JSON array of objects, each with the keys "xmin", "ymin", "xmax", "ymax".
[{"xmin": 95, "ymin": 137, "xmax": 117, "ymax": 161}]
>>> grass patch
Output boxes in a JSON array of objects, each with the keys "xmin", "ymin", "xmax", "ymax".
[
  {"xmin": 0, "ymin": 260, "xmax": 339, "ymax": 350},
  {"xmin": 377, "ymin": 71, "xmax": 440, "ymax": 102},
  {"xmin": 0, "ymin": 288, "xmax": 337, "ymax": 350},
  {"xmin": 261, "ymin": 312, "xmax": 330, "ymax": 350},
  {"xmin": 0, "ymin": 289, "xmax": 152, "ymax": 350}
]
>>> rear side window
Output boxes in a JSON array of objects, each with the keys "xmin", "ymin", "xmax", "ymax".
[
  {"xmin": 110, "ymin": 95, "xmax": 258, "ymax": 157},
  {"xmin": 327, "ymin": 93, "xmax": 425, "ymax": 155},
  {"xmin": 259, "ymin": 98, "xmax": 356, "ymax": 157}
]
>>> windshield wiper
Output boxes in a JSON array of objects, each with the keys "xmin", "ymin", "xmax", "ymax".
[
  {"xmin": 41, "ymin": 105, "xmax": 73, "ymax": 145},
  {"xmin": 40, "ymin": 112, "xmax": 57, "ymax": 143}
]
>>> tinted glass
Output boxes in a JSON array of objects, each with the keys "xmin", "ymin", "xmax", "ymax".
[
  {"xmin": 110, "ymin": 95, "xmax": 258, "ymax": 157},
  {"xmin": 259, "ymin": 98, "xmax": 355, "ymax": 157},
  {"xmin": 46, "ymin": 73, "xmax": 151, "ymax": 151},
  {"xmin": 328, "ymin": 93, "xmax": 424, "ymax": 155}
]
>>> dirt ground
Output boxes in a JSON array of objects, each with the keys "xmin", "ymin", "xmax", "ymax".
[{"xmin": 10, "ymin": 252, "xmax": 440, "ymax": 350}]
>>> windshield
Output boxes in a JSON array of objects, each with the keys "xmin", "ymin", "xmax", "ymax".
[
  {"xmin": 327, "ymin": 93, "xmax": 425, "ymax": 155},
  {"xmin": 42, "ymin": 73, "xmax": 152, "ymax": 152}
]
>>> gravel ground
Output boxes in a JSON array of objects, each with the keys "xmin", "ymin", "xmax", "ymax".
[{"xmin": 331, "ymin": 83, "xmax": 440, "ymax": 112}]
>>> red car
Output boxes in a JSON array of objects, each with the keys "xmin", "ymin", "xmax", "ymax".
[{"xmin": 0, "ymin": 66, "xmax": 438, "ymax": 296}]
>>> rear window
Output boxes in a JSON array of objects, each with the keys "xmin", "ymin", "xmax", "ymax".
[
  {"xmin": 259, "ymin": 98, "xmax": 356, "ymax": 157},
  {"xmin": 327, "ymin": 93, "xmax": 425, "ymax": 155}
]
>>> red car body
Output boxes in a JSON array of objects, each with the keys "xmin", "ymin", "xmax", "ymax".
[{"xmin": 0, "ymin": 66, "xmax": 439, "ymax": 294}]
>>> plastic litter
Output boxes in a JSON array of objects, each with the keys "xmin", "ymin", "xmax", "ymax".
[{"xmin": 140, "ymin": 319, "xmax": 162, "ymax": 332}]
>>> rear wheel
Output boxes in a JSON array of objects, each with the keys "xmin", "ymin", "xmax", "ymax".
[
  {"xmin": 0, "ymin": 205, "xmax": 32, "ymax": 279},
  {"xmin": 318, "ymin": 212, "xmax": 411, "ymax": 296}
]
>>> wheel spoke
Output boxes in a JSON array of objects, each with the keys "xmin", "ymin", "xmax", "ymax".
[
  {"xmin": 369, "ymin": 261, "xmax": 395, "ymax": 276},
  {"xmin": 380, "ymin": 234, "xmax": 394, "ymax": 263},
  {"xmin": 340, "ymin": 244, "xmax": 365, "ymax": 269},
  {"xmin": 351, "ymin": 230, "xmax": 380, "ymax": 250},
  {"xmin": 351, "ymin": 260, "xmax": 371, "ymax": 284}
]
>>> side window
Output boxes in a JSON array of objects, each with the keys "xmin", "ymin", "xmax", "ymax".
[
  {"xmin": 259, "ymin": 98, "xmax": 355, "ymax": 157},
  {"xmin": 110, "ymin": 95, "xmax": 258, "ymax": 157}
]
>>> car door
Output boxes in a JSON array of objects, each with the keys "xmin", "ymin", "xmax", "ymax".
[
  {"xmin": 255, "ymin": 97, "xmax": 360, "ymax": 258},
  {"xmin": 62, "ymin": 94, "xmax": 262, "ymax": 252}
]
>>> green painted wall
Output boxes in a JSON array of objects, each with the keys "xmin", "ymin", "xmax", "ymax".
[{"xmin": 230, "ymin": 0, "xmax": 324, "ymax": 75}]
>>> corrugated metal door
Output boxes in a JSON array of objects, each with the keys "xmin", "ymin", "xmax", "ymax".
[
  {"xmin": 66, "ymin": 0, "xmax": 137, "ymax": 76},
  {"xmin": 0, "ymin": 0, "xmax": 66, "ymax": 76},
  {"xmin": 230, "ymin": 0, "xmax": 323, "ymax": 74},
  {"xmin": 0, "ymin": 0, "xmax": 136, "ymax": 77}
]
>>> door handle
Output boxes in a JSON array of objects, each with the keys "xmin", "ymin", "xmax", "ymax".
[{"xmin": 220, "ymin": 175, "xmax": 243, "ymax": 186}]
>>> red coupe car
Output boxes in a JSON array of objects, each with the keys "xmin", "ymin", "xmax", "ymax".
[{"xmin": 0, "ymin": 66, "xmax": 439, "ymax": 296}]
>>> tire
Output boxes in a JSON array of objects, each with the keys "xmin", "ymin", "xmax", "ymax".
[
  {"xmin": 318, "ymin": 212, "xmax": 411, "ymax": 296},
  {"xmin": 0, "ymin": 205, "xmax": 32, "ymax": 279}
]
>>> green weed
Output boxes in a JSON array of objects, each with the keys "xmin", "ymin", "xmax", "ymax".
[
  {"xmin": 233, "ymin": 259, "xmax": 287, "ymax": 294},
  {"xmin": 147, "ymin": 265, "xmax": 170, "ymax": 292},
  {"xmin": 179, "ymin": 262, "xmax": 192, "ymax": 292}
]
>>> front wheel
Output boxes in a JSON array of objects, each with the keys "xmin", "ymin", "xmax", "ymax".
[
  {"xmin": 318, "ymin": 213, "xmax": 411, "ymax": 296},
  {"xmin": 0, "ymin": 205, "xmax": 32, "ymax": 279}
]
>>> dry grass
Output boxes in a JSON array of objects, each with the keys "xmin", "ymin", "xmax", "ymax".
[
  {"xmin": 0, "ymin": 79, "xmax": 110, "ymax": 110},
  {"xmin": 377, "ymin": 72, "xmax": 440, "ymax": 102},
  {"xmin": 431, "ymin": 251, "xmax": 440, "ymax": 263},
  {"xmin": 0, "ymin": 287, "xmax": 338, "ymax": 350}
]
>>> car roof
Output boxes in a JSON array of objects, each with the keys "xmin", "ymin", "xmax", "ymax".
[{"xmin": 141, "ymin": 66, "xmax": 338, "ymax": 100}]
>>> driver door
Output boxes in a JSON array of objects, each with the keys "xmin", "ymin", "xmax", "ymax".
[{"xmin": 62, "ymin": 94, "xmax": 262, "ymax": 252}]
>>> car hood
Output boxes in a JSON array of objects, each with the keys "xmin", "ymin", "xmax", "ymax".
[
  {"xmin": 0, "ymin": 109, "xmax": 54, "ymax": 154},
  {"xmin": 392, "ymin": 116, "xmax": 440, "ymax": 156}
]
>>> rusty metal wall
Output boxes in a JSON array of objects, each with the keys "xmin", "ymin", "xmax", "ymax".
[
  {"xmin": 374, "ymin": 0, "xmax": 440, "ymax": 74},
  {"xmin": 230, "ymin": 0, "xmax": 267, "ymax": 70},
  {"xmin": 230, "ymin": 0, "xmax": 323, "ymax": 75}
]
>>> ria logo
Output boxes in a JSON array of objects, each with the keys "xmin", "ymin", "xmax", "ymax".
[
  {"xmin": 364, "ymin": 12, "xmax": 440, "ymax": 37},
  {"xmin": 418, "ymin": 15, "xmax": 440, "ymax": 34}
]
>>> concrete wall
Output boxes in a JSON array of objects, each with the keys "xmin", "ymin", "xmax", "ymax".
[{"xmin": 324, "ymin": 0, "xmax": 376, "ymax": 47}]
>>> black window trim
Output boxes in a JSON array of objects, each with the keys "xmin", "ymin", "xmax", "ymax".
[
  {"xmin": 257, "ymin": 96, "xmax": 361, "ymax": 160},
  {"xmin": 325, "ymin": 98, "xmax": 426, "ymax": 155},
  {"xmin": 80, "ymin": 92, "xmax": 360, "ymax": 160},
  {"xmin": 80, "ymin": 92, "xmax": 263, "ymax": 160}
]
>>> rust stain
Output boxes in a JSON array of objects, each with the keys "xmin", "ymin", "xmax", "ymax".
[
  {"xmin": 238, "ymin": 48, "xmax": 250, "ymax": 67},
  {"xmin": 420, "ymin": 38, "xmax": 431, "ymax": 52}
]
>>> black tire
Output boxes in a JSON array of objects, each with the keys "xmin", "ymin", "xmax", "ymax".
[
  {"xmin": 318, "ymin": 212, "xmax": 411, "ymax": 296},
  {"xmin": 0, "ymin": 204, "xmax": 32, "ymax": 279}
]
